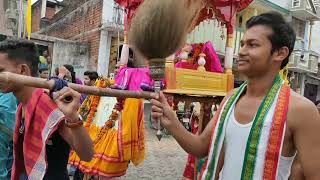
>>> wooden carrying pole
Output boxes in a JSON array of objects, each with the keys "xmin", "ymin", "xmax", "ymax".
[{"xmin": 0, "ymin": 72, "xmax": 156, "ymax": 99}]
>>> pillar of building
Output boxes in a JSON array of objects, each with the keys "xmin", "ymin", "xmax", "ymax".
[
  {"xmin": 97, "ymin": 30, "xmax": 112, "ymax": 76},
  {"xmin": 300, "ymin": 73, "xmax": 306, "ymax": 96},
  {"xmin": 41, "ymin": 0, "xmax": 47, "ymax": 18},
  {"xmin": 225, "ymin": 31, "xmax": 235, "ymax": 91},
  {"xmin": 308, "ymin": 21, "xmax": 314, "ymax": 50},
  {"xmin": 97, "ymin": 0, "xmax": 115, "ymax": 76}
]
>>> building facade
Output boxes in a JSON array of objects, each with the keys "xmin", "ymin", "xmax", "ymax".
[
  {"xmin": 0, "ymin": 0, "xmax": 29, "ymax": 37},
  {"xmin": 32, "ymin": 0, "xmax": 125, "ymax": 78},
  {"xmin": 285, "ymin": 0, "xmax": 320, "ymax": 102}
]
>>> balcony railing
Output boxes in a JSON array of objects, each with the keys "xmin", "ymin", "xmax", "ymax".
[
  {"xmin": 291, "ymin": 0, "xmax": 320, "ymax": 21},
  {"xmin": 309, "ymin": 50, "xmax": 319, "ymax": 73},
  {"xmin": 112, "ymin": 4, "xmax": 125, "ymax": 26},
  {"xmin": 289, "ymin": 49, "xmax": 319, "ymax": 73},
  {"xmin": 104, "ymin": 4, "xmax": 125, "ymax": 31}
]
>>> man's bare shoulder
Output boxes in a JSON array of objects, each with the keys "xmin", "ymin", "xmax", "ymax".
[
  {"xmin": 289, "ymin": 90, "xmax": 316, "ymax": 112},
  {"xmin": 226, "ymin": 88, "xmax": 237, "ymax": 97},
  {"xmin": 287, "ymin": 90, "xmax": 320, "ymax": 129}
]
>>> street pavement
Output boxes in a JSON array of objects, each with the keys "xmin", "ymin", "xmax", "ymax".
[
  {"xmin": 123, "ymin": 127, "xmax": 188, "ymax": 180},
  {"xmin": 122, "ymin": 106, "xmax": 188, "ymax": 180}
]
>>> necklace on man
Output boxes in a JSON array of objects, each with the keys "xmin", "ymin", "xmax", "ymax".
[
  {"xmin": 19, "ymin": 118, "xmax": 25, "ymax": 134},
  {"xmin": 20, "ymin": 108, "xmax": 25, "ymax": 134}
]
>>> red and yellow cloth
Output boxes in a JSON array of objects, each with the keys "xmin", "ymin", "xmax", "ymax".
[
  {"xmin": 12, "ymin": 89, "xmax": 65, "ymax": 180},
  {"xmin": 69, "ymin": 98, "xmax": 145, "ymax": 178}
]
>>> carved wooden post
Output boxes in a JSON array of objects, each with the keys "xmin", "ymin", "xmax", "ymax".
[{"xmin": 149, "ymin": 58, "xmax": 166, "ymax": 141}]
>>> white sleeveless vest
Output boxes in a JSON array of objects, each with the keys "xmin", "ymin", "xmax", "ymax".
[{"xmin": 219, "ymin": 104, "xmax": 295, "ymax": 180}]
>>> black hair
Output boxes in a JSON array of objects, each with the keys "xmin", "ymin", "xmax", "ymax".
[
  {"xmin": 54, "ymin": 67, "xmax": 59, "ymax": 76},
  {"xmin": 63, "ymin": 64, "xmax": 76, "ymax": 83},
  {"xmin": 246, "ymin": 12, "xmax": 296, "ymax": 69},
  {"xmin": 84, "ymin": 71, "xmax": 99, "ymax": 81},
  {"xmin": 129, "ymin": 48, "xmax": 134, "ymax": 59},
  {"xmin": 127, "ymin": 60, "xmax": 135, "ymax": 68},
  {"xmin": 39, "ymin": 67, "xmax": 48, "ymax": 73},
  {"xmin": 0, "ymin": 38, "xmax": 40, "ymax": 77}
]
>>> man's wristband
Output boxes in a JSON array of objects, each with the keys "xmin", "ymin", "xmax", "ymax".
[{"xmin": 64, "ymin": 115, "xmax": 83, "ymax": 128}]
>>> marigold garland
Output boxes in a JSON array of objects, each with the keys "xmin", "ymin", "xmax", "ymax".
[
  {"xmin": 78, "ymin": 78, "xmax": 110, "ymax": 128},
  {"xmin": 191, "ymin": 43, "xmax": 203, "ymax": 63},
  {"xmin": 84, "ymin": 95, "xmax": 100, "ymax": 128},
  {"xmin": 77, "ymin": 77, "xmax": 127, "ymax": 144}
]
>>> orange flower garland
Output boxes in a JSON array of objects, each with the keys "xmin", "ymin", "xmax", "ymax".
[
  {"xmin": 191, "ymin": 43, "xmax": 204, "ymax": 64},
  {"xmin": 78, "ymin": 78, "xmax": 110, "ymax": 128},
  {"xmin": 77, "ymin": 76, "xmax": 125, "ymax": 144},
  {"xmin": 84, "ymin": 95, "xmax": 100, "ymax": 128}
]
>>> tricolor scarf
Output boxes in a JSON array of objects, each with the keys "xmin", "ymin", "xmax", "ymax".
[
  {"xmin": 12, "ymin": 89, "xmax": 65, "ymax": 180},
  {"xmin": 200, "ymin": 75, "xmax": 290, "ymax": 180}
]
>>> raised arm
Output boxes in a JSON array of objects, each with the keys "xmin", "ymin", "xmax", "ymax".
[
  {"xmin": 167, "ymin": 111, "xmax": 214, "ymax": 158},
  {"xmin": 58, "ymin": 121, "xmax": 94, "ymax": 162},
  {"xmin": 53, "ymin": 87, "xmax": 94, "ymax": 162},
  {"xmin": 150, "ymin": 92, "xmax": 230, "ymax": 158}
]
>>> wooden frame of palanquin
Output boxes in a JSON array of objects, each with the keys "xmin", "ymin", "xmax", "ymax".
[
  {"xmin": 163, "ymin": 63, "xmax": 230, "ymax": 180},
  {"xmin": 163, "ymin": 60, "xmax": 233, "ymax": 130}
]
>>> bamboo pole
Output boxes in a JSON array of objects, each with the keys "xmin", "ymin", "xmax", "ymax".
[{"xmin": 0, "ymin": 72, "xmax": 156, "ymax": 99}]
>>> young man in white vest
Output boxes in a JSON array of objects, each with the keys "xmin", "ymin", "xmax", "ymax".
[{"xmin": 151, "ymin": 12, "xmax": 320, "ymax": 180}]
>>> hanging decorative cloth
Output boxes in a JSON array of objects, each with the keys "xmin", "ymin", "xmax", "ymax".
[{"xmin": 69, "ymin": 69, "xmax": 149, "ymax": 178}]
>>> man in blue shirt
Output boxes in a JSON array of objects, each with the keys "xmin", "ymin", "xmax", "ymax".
[{"xmin": 0, "ymin": 92, "xmax": 17, "ymax": 180}]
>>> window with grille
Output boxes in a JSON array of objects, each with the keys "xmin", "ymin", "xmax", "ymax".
[
  {"xmin": 313, "ymin": 0, "xmax": 320, "ymax": 9},
  {"xmin": 292, "ymin": 0, "xmax": 301, "ymax": 8}
]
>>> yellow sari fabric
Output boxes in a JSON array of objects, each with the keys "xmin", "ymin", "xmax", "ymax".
[{"xmin": 69, "ymin": 98, "xmax": 145, "ymax": 178}]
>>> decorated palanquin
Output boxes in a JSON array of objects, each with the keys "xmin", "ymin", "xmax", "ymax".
[
  {"xmin": 113, "ymin": 0, "xmax": 253, "ymax": 97},
  {"xmin": 174, "ymin": 42, "xmax": 223, "ymax": 73},
  {"xmin": 165, "ymin": 41, "xmax": 227, "ymax": 96},
  {"xmin": 163, "ymin": 0, "xmax": 253, "ymax": 97},
  {"xmin": 69, "ymin": 68, "xmax": 153, "ymax": 178}
]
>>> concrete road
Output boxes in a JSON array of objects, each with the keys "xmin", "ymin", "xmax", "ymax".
[
  {"xmin": 123, "ymin": 127, "xmax": 188, "ymax": 180},
  {"xmin": 122, "ymin": 105, "xmax": 188, "ymax": 180}
]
